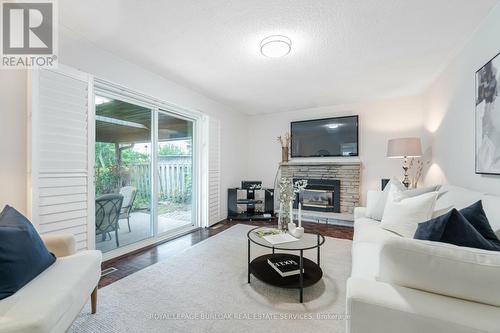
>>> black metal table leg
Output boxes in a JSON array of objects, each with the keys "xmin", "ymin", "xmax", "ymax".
[
  {"xmin": 272, "ymin": 247, "xmax": 275, "ymax": 254},
  {"xmin": 248, "ymin": 239, "xmax": 251, "ymax": 283},
  {"xmin": 317, "ymin": 234, "xmax": 321, "ymax": 267},
  {"xmin": 299, "ymin": 249, "xmax": 304, "ymax": 303}
]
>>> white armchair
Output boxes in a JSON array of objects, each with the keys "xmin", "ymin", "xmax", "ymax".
[
  {"xmin": 0, "ymin": 234, "xmax": 102, "ymax": 333},
  {"xmin": 40, "ymin": 234, "xmax": 76, "ymax": 257}
]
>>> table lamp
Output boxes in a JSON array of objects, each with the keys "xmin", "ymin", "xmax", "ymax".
[{"xmin": 387, "ymin": 137, "xmax": 422, "ymax": 188}]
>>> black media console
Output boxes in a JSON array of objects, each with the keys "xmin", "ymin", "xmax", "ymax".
[{"xmin": 227, "ymin": 181, "xmax": 274, "ymax": 221}]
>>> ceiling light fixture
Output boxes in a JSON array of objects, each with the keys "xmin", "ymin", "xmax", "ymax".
[{"xmin": 260, "ymin": 35, "xmax": 292, "ymax": 58}]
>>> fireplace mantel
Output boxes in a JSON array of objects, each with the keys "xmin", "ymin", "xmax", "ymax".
[{"xmin": 280, "ymin": 159, "xmax": 361, "ymax": 167}]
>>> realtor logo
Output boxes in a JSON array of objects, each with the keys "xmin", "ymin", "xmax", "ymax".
[{"xmin": 1, "ymin": 0, "xmax": 57, "ymax": 68}]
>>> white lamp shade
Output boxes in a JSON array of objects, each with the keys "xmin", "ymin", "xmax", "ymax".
[{"xmin": 387, "ymin": 137, "xmax": 422, "ymax": 158}]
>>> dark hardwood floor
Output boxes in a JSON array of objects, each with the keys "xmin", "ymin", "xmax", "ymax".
[{"xmin": 99, "ymin": 219, "xmax": 353, "ymax": 288}]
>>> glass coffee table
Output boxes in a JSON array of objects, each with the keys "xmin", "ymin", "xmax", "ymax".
[{"xmin": 247, "ymin": 227, "xmax": 325, "ymax": 303}]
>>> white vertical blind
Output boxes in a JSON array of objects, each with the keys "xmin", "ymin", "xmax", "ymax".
[
  {"xmin": 207, "ymin": 117, "xmax": 221, "ymax": 226},
  {"xmin": 28, "ymin": 67, "xmax": 93, "ymax": 251}
]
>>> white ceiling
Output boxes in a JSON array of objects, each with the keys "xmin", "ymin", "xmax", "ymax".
[{"xmin": 60, "ymin": 0, "xmax": 499, "ymax": 114}]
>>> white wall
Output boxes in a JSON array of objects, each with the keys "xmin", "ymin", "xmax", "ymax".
[
  {"xmin": 246, "ymin": 95, "xmax": 428, "ymax": 204},
  {"xmin": 0, "ymin": 71, "xmax": 27, "ymax": 213},
  {"xmin": 424, "ymin": 3, "xmax": 500, "ymax": 194}
]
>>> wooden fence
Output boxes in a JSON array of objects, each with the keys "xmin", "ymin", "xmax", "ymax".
[{"xmin": 130, "ymin": 156, "xmax": 192, "ymax": 201}]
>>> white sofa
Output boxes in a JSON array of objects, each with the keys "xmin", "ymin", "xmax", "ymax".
[
  {"xmin": 0, "ymin": 234, "xmax": 102, "ymax": 333},
  {"xmin": 347, "ymin": 185, "xmax": 500, "ymax": 333}
]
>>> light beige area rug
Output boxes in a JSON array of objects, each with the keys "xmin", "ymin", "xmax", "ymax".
[{"xmin": 70, "ymin": 224, "xmax": 352, "ymax": 333}]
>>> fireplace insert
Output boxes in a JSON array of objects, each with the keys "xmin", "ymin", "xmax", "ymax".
[{"xmin": 293, "ymin": 178, "xmax": 340, "ymax": 213}]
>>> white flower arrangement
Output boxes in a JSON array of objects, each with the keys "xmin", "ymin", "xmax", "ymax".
[
  {"xmin": 278, "ymin": 178, "xmax": 308, "ymax": 204},
  {"xmin": 277, "ymin": 178, "xmax": 308, "ymax": 230}
]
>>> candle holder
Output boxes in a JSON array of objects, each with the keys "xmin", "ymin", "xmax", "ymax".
[
  {"xmin": 288, "ymin": 222, "xmax": 304, "ymax": 238},
  {"xmin": 291, "ymin": 227, "xmax": 304, "ymax": 238}
]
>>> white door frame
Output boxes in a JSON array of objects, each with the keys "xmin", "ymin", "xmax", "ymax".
[{"xmin": 86, "ymin": 73, "xmax": 96, "ymax": 251}]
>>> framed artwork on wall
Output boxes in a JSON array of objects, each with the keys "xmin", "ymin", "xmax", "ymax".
[{"xmin": 476, "ymin": 51, "xmax": 500, "ymax": 175}]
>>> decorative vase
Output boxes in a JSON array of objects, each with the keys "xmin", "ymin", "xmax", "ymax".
[
  {"xmin": 277, "ymin": 206, "xmax": 290, "ymax": 232},
  {"xmin": 281, "ymin": 147, "xmax": 289, "ymax": 163},
  {"xmin": 278, "ymin": 213, "xmax": 290, "ymax": 232}
]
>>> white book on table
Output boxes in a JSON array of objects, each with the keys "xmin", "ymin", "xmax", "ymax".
[{"xmin": 263, "ymin": 233, "xmax": 298, "ymax": 245}]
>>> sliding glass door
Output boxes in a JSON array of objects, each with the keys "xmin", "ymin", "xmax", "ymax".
[
  {"xmin": 94, "ymin": 91, "xmax": 198, "ymax": 255},
  {"xmin": 157, "ymin": 111, "xmax": 194, "ymax": 234},
  {"xmin": 94, "ymin": 95, "xmax": 154, "ymax": 253}
]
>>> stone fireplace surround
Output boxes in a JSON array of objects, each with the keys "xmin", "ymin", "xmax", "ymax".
[{"xmin": 280, "ymin": 160, "xmax": 361, "ymax": 215}]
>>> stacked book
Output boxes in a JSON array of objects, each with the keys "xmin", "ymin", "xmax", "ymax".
[
  {"xmin": 267, "ymin": 255, "xmax": 304, "ymax": 277},
  {"xmin": 254, "ymin": 228, "xmax": 299, "ymax": 245}
]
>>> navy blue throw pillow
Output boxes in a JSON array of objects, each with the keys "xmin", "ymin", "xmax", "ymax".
[
  {"xmin": 414, "ymin": 209, "xmax": 500, "ymax": 252},
  {"xmin": 0, "ymin": 205, "xmax": 56, "ymax": 300},
  {"xmin": 414, "ymin": 209, "xmax": 452, "ymax": 241},
  {"xmin": 459, "ymin": 201, "xmax": 500, "ymax": 243}
]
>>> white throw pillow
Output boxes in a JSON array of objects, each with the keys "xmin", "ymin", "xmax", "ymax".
[
  {"xmin": 397, "ymin": 184, "xmax": 441, "ymax": 200},
  {"xmin": 380, "ymin": 186, "xmax": 439, "ymax": 237},
  {"xmin": 365, "ymin": 190, "xmax": 382, "ymax": 217},
  {"xmin": 366, "ymin": 180, "xmax": 441, "ymax": 221},
  {"xmin": 365, "ymin": 178, "xmax": 406, "ymax": 221}
]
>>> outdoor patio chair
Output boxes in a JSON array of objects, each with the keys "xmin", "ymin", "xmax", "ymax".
[
  {"xmin": 119, "ymin": 186, "xmax": 137, "ymax": 232},
  {"xmin": 95, "ymin": 193, "xmax": 124, "ymax": 247}
]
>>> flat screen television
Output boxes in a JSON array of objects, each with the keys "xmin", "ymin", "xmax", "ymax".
[{"xmin": 291, "ymin": 115, "xmax": 359, "ymax": 157}]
